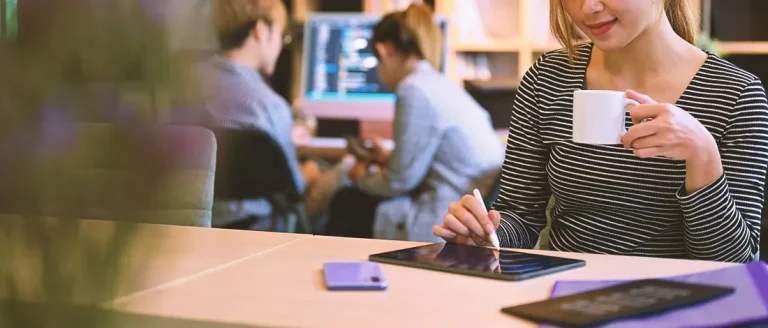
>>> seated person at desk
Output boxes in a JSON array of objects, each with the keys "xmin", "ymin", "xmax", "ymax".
[
  {"xmin": 193, "ymin": 0, "xmax": 351, "ymax": 228},
  {"xmin": 434, "ymin": 0, "xmax": 768, "ymax": 262},
  {"xmin": 326, "ymin": 4, "xmax": 505, "ymax": 242}
]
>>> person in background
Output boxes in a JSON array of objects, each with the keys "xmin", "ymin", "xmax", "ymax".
[
  {"xmin": 326, "ymin": 4, "xmax": 505, "ymax": 242},
  {"xmin": 196, "ymin": 0, "xmax": 352, "ymax": 229},
  {"xmin": 434, "ymin": 0, "xmax": 768, "ymax": 263}
]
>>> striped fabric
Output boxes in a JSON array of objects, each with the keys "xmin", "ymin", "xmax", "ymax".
[{"xmin": 495, "ymin": 43, "xmax": 768, "ymax": 263}]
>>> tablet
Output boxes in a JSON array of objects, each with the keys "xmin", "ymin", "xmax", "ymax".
[{"xmin": 369, "ymin": 243, "xmax": 585, "ymax": 281}]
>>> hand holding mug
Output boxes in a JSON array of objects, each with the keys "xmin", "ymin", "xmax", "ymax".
[
  {"xmin": 621, "ymin": 90, "xmax": 719, "ymax": 161},
  {"xmin": 432, "ymin": 194, "xmax": 501, "ymax": 246}
]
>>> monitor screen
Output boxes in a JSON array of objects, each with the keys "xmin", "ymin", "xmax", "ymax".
[{"xmin": 300, "ymin": 13, "xmax": 448, "ymax": 120}]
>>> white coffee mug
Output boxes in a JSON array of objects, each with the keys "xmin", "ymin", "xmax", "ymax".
[{"xmin": 572, "ymin": 90, "xmax": 640, "ymax": 144}]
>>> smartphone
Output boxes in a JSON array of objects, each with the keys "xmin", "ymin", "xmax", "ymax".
[
  {"xmin": 345, "ymin": 136, "xmax": 375, "ymax": 161},
  {"xmin": 323, "ymin": 262, "xmax": 388, "ymax": 291}
]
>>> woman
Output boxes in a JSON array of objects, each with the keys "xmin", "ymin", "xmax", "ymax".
[
  {"xmin": 326, "ymin": 4, "xmax": 505, "ymax": 242},
  {"xmin": 434, "ymin": 0, "xmax": 768, "ymax": 262}
]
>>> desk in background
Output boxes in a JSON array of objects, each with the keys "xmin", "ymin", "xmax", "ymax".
[
  {"xmin": 296, "ymin": 137, "xmax": 394, "ymax": 161},
  {"xmin": 297, "ymin": 130, "xmax": 509, "ymax": 161}
]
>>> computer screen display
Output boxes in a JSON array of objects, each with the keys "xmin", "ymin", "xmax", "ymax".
[{"xmin": 301, "ymin": 13, "xmax": 447, "ymax": 120}]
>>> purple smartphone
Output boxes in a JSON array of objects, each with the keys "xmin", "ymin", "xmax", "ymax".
[{"xmin": 323, "ymin": 262, "xmax": 388, "ymax": 291}]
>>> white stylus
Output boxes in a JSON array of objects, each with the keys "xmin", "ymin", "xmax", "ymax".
[{"xmin": 473, "ymin": 189, "xmax": 500, "ymax": 250}]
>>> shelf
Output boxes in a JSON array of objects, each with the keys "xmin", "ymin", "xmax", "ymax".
[
  {"xmin": 453, "ymin": 40, "xmax": 521, "ymax": 53},
  {"xmin": 717, "ymin": 41, "xmax": 768, "ymax": 55},
  {"xmin": 453, "ymin": 41, "xmax": 562, "ymax": 53}
]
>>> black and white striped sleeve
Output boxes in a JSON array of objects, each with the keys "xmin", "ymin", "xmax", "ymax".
[
  {"xmin": 493, "ymin": 55, "xmax": 552, "ymax": 249},
  {"xmin": 679, "ymin": 78, "xmax": 768, "ymax": 262}
]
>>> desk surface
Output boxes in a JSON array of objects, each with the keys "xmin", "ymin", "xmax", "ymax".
[
  {"xmin": 297, "ymin": 129, "xmax": 509, "ymax": 160},
  {"xmin": 111, "ymin": 234, "xmax": 734, "ymax": 328},
  {"xmin": 0, "ymin": 216, "xmax": 308, "ymax": 304}
]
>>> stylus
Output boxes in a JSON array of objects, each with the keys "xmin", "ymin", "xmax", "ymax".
[{"xmin": 473, "ymin": 189, "xmax": 500, "ymax": 250}]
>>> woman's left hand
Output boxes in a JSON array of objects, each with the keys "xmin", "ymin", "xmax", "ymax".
[{"xmin": 621, "ymin": 89, "xmax": 719, "ymax": 161}]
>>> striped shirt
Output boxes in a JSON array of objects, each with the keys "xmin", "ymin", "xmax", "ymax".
[{"xmin": 495, "ymin": 43, "xmax": 768, "ymax": 263}]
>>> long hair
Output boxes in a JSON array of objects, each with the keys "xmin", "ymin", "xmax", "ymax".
[
  {"xmin": 550, "ymin": 0, "xmax": 697, "ymax": 63},
  {"xmin": 372, "ymin": 3, "xmax": 443, "ymax": 69}
]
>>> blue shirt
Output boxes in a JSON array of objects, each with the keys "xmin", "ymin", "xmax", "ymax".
[
  {"xmin": 195, "ymin": 55, "xmax": 305, "ymax": 226},
  {"xmin": 358, "ymin": 60, "xmax": 505, "ymax": 241}
]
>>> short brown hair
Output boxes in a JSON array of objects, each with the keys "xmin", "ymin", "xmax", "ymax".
[
  {"xmin": 212, "ymin": 0, "xmax": 287, "ymax": 51},
  {"xmin": 550, "ymin": 0, "xmax": 697, "ymax": 63},
  {"xmin": 372, "ymin": 3, "xmax": 443, "ymax": 69}
]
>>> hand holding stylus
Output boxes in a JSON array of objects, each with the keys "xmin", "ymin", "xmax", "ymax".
[
  {"xmin": 433, "ymin": 190, "xmax": 502, "ymax": 248},
  {"xmin": 472, "ymin": 189, "xmax": 500, "ymax": 249}
]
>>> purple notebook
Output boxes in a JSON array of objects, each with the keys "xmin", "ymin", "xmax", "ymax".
[{"xmin": 543, "ymin": 262, "xmax": 768, "ymax": 328}]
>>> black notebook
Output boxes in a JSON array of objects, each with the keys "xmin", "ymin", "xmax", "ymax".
[{"xmin": 501, "ymin": 279, "xmax": 734, "ymax": 327}]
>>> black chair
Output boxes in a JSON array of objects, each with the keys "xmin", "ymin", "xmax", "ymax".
[{"xmin": 211, "ymin": 128, "xmax": 309, "ymax": 233}]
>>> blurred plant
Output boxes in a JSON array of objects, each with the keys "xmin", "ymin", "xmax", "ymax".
[
  {"xmin": 0, "ymin": 0, "xmax": 205, "ymax": 326},
  {"xmin": 697, "ymin": 33, "xmax": 725, "ymax": 57}
]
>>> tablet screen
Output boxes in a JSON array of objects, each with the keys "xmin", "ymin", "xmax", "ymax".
[{"xmin": 369, "ymin": 243, "xmax": 585, "ymax": 281}]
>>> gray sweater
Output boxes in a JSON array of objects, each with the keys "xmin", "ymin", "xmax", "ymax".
[{"xmin": 357, "ymin": 61, "xmax": 504, "ymax": 242}]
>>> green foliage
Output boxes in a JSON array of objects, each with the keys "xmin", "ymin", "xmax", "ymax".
[
  {"xmin": 5, "ymin": 0, "xmax": 16, "ymax": 39},
  {"xmin": 697, "ymin": 34, "xmax": 725, "ymax": 58},
  {"xmin": 0, "ymin": 1, "xmax": 203, "ymax": 326}
]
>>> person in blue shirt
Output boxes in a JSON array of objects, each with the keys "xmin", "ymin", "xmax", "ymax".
[
  {"xmin": 192, "ymin": 0, "xmax": 352, "ymax": 229},
  {"xmin": 326, "ymin": 4, "xmax": 505, "ymax": 242}
]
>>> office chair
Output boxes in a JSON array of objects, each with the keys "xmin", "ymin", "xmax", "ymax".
[
  {"xmin": 0, "ymin": 122, "xmax": 217, "ymax": 227},
  {"xmin": 211, "ymin": 128, "xmax": 309, "ymax": 233}
]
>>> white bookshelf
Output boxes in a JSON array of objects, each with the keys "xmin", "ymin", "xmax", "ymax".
[
  {"xmin": 365, "ymin": 0, "xmax": 559, "ymax": 83},
  {"xmin": 298, "ymin": 0, "xmax": 768, "ymax": 93},
  {"xmin": 701, "ymin": 0, "xmax": 768, "ymax": 56}
]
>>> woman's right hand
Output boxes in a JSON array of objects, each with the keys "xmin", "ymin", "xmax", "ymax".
[{"xmin": 432, "ymin": 195, "xmax": 501, "ymax": 246}]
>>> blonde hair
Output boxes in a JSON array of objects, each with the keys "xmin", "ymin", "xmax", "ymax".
[
  {"xmin": 372, "ymin": 3, "xmax": 443, "ymax": 69},
  {"xmin": 550, "ymin": 0, "xmax": 697, "ymax": 63},
  {"xmin": 212, "ymin": 0, "xmax": 287, "ymax": 51}
]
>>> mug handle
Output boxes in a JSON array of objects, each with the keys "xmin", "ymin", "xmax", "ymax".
[{"xmin": 620, "ymin": 99, "xmax": 642, "ymax": 133}]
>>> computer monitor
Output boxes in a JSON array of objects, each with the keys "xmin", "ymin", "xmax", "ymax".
[{"xmin": 300, "ymin": 13, "xmax": 448, "ymax": 121}]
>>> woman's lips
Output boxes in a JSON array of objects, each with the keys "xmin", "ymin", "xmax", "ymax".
[{"xmin": 586, "ymin": 19, "xmax": 617, "ymax": 36}]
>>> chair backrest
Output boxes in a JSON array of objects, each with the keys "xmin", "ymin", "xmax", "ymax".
[
  {"xmin": 210, "ymin": 128, "xmax": 300, "ymax": 202},
  {"xmin": 0, "ymin": 123, "xmax": 217, "ymax": 227}
]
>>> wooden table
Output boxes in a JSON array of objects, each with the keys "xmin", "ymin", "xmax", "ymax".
[
  {"xmin": 0, "ymin": 216, "xmax": 309, "ymax": 304},
  {"xmin": 109, "ymin": 235, "xmax": 736, "ymax": 328},
  {"xmin": 296, "ymin": 137, "xmax": 395, "ymax": 161},
  {"xmin": 297, "ymin": 130, "xmax": 509, "ymax": 161}
]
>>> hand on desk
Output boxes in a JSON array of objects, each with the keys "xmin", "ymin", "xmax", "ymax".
[
  {"xmin": 368, "ymin": 137, "xmax": 391, "ymax": 165},
  {"xmin": 348, "ymin": 160, "xmax": 382, "ymax": 182},
  {"xmin": 433, "ymin": 195, "xmax": 502, "ymax": 247},
  {"xmin": 301, "ymin": 160, "xmax": 321, "ymax": 186}
]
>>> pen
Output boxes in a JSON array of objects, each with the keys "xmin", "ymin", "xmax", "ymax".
[{"xmin": 473, "ymin": 189, "xmax": 500, "ymax": 250}]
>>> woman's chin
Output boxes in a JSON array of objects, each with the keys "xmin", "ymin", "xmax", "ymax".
[{"xmin": 591, "ymin": 38, "xmax": 631, "ymax": 53}]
